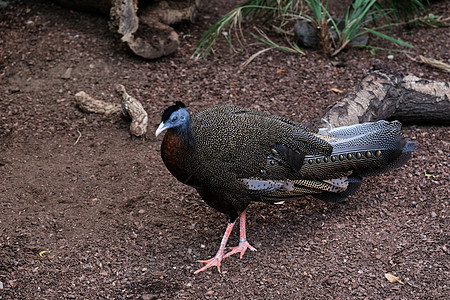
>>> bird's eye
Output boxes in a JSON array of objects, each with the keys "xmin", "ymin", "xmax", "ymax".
[{"xmin": 171, "ymin": 116, "xmax": 178, "ymax": 122}]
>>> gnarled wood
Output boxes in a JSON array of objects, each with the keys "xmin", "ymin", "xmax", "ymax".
[
  {"xmin": 75, "ymin": 91, "xmax": 121, "ymax": 115},
  {"xmin": 115, "ymin": 85, "xmax": 148, "ymax": 137},
  {"xmin": 52, "ymin": 0, "xmax": 201, "ymax": 59},
  {"xmin": 74, "ymin": 87, "xmax": 148, "ymax": 138},
  {"xmin": 310, "ymin": 63, "xmax": 450, "ymax": 129}
]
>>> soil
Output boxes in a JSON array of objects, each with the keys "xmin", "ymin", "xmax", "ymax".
[{"xmin": 1, "ymin": 0, "xmax": 449, "ymax": 299}]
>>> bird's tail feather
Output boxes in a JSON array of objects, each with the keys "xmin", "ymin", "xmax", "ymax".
[
  {"xmin": 313, "ymin": 177, "xmax": 362, "ymax": 203},
  {"xmin": 250, "ymin": 121, "xmax": 416, "ymax": 204},
  {"xmin": 353, "ymin": 140, "xmax": 417, "ymax": 177},
  {"xmin": 303, "ymin": 121, "xmax": 416, "ymax": 202},
  {"xmin": 300, "ymin": 120, "xmax": 416, "ymax": 180}
]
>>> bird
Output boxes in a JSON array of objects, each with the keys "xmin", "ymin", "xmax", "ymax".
[{"xmin": 155, "ymin": 101, "xmax": 416, "ymax": 274}]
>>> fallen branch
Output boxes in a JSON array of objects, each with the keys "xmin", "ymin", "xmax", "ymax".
[
  {"xmin": 115, "ymin": 84, "xmax": 148, "ymax": 137},
  {"xmin": 74, "ymin": 87, "xmax": 148, "ymax": 138},
  {"xmin": 310, "ymin": 61, "xmax": 450, "ymax": 128},
  {"xmin": 74, "ymin": 91, "xmax": 121, "ymax": 115}
]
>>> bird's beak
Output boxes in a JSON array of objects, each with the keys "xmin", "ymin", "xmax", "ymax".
[{"xmin": 155, "ymin": 122, "xmax": 167, "ymax": 137}]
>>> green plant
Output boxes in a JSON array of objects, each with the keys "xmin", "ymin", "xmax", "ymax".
[
  {"xmin": 303, "ymin": 0, "xmax": 413, "ymax": 56},
  {"xmin": 303, "ymin": 0, "xmax": 332, "ymax": 55},
  {"xmin": 330, "ymin": 0, "xmax": 380, "ymax": 56},
  {"xmin": 412, "ymin": 13, "xmax": 450, "ymax": 28},
  {"xmin": 376, "ymin": 0, "xmax": 428, "ymax": 22},
  {"xmin": 192, "ymin": 0, "xmax": 302, "ymax": 60},
  {"xmin": 193, "ymin": 0, "xmax": 416, "ymax": 60}
]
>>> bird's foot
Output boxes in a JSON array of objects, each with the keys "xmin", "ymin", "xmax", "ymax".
[
  {"xmin": 224, "ymin": 239, "xmax": 257, "ymax": 259},
  {"xmin": 194, "ymin": 252, "xmax": 224, "ymax": 274}
]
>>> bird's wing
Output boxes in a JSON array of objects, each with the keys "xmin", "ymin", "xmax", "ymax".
[
  {"xmin": 239, "ymin": 176, "xmax": 361, "ymax": 203},
  {"xmin": 227, "ymin": 107, "xmax": 333, "ymax": 157}
]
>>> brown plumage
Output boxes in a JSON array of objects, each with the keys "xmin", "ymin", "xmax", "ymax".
[{"xmin": 156, "ymin": 101, "xmax": 416, "ymax": 274}]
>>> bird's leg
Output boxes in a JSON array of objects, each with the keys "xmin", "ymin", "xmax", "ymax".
[
  {"xmin": 223, "ymin": 210, "xmax": 257, "ymax": 259},
  {"xmin": 194, "ymin": 220, "xmax": 236, "ymax": 274}
]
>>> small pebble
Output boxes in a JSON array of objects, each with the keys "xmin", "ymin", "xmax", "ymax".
[
  {"xmin": 387, "ymin": 54, "xmax": 394, "ymax": 60},
  {"xmin": 61, "ymin": 67, "xmax": 72, "ymax": 79},
  {"xmin": 9, "ymin": 86, "xmax": 20, "ymax": 93}
]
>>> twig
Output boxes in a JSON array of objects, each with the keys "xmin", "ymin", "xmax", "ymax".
[
  {"xmin": 419, "ymin": 55, "xmax": 450, "ymax": 73},
  {"xmin": 74, "ymin": 129, "xmax": 82, "ymax": 145},
  {"xmin": 240, "ymin": 47, "xmax": 272, "ymax": 68}
]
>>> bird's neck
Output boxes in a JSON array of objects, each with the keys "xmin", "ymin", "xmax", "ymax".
[
  {"xmin": 173, "ymin": 118, "xmax": 194, "ymax": 148},
  {"xmin": 161, "ymin": 119, "xmax": 198, "ymax": 186}
]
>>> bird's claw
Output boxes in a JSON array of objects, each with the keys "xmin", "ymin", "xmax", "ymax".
[
  {"xmin": 224, "ymin": 240, "xmax": 257, "ymax": 259},
  {"xmin": 194, "ymin": 254, "xmax": 223, "ymax": 274}
]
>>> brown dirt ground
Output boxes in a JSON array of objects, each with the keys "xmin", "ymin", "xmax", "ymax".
[{"xmin": 1, "ymin": 0, "xmax": 449, "ymax": 299}]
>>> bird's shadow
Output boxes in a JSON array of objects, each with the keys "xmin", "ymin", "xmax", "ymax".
[{"xmin": 187, "ymin": 195, "xmax": 359, "ymax": 259}]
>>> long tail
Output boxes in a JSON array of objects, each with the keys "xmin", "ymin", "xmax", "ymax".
[
  {"xmin": 307, "ymin": 120, "xmax": 416, "ymax": 202},
  {"xmin": 246, "ymin": 120, "xmax": 416, "ymax": 203}
]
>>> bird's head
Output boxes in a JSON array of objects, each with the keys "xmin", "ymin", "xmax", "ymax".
[{"xmin": 155, "ymin": 101, "xmax": 191, "ymax": 137}]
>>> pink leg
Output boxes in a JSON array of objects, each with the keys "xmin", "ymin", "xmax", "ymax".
[
  {"xmin": 194, "ymin": 220, "xmax": 236, "ymax": 274},
  {"xmin": 223, "ymin": 210, "xmax": 257, "ymax": 259}
]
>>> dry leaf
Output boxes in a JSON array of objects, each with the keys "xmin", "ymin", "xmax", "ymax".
[
  {"xmin": 331, "ymin": 88, "xmax": 343, "ymax": 93},
  {"xmin": 385, "ymin": 273, "xmax": 404, "ymax": 284},
  {"xmin": 38, "ymin": 250, "xmax": 48, "ymax": 257},
  {"xmin": 276, "ymin": 69, "xmax": 286, "ymax": 74}
]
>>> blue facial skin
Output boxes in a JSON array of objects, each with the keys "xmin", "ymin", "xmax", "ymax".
[{"xmin": 155, "ymin": 107, "xmax": 191, "ymax": 137}]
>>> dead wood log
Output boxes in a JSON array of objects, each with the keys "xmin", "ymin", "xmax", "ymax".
[
  {"xmin": 115, "ymin": 84, "xmax": 148, "ymax": 137},
  {"xmin": 75, "ymin": 91, "xmax": 121, "ymax": 115},
  {"xmin": 393, "ymin": 75, "xmax": 450, "ymax": 123},
  {"xmin": 53, "ymin": 0, "xmax": 201, "ymax": 59},
  {"xmin": 110, "ymin": 0, "xmax": 180, "ymax": 60},
  {"xmin": 310, "ymin": 64, "xmax": 450, "ymax": 129},
  {"xmin": 74, "ymin": 88, "xmax": 148, "ymax": 138}
]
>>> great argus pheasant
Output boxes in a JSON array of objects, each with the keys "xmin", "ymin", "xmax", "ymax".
[{"xmin": 155, "ymin": 101, "xmax": 416, "ymax": 274}]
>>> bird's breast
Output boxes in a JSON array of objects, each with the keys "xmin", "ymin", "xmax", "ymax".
[{"xmin": 161, "ymin": 130, "xmax": 199, "ymax": 187}]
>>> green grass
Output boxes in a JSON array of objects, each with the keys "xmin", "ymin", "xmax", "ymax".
[{"xmin": 193, "ymin": 0, "xmax": 432, "ymax": 59}]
